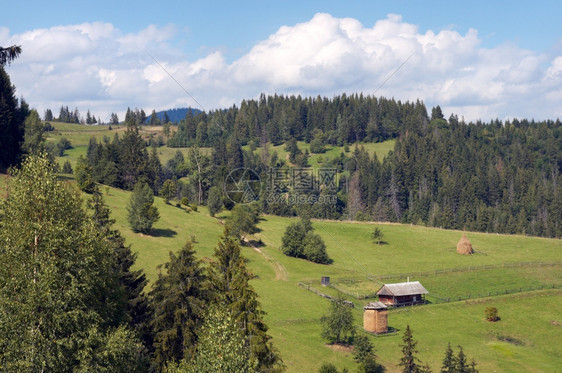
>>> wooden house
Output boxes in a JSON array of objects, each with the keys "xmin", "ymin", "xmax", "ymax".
[
  {"xmin": 363, "ymin": 301, "xmax": 388, "ymax": 334},
  {"xmin": 376, "ymin": 281, "xmax": 428, "ymax": 307}
]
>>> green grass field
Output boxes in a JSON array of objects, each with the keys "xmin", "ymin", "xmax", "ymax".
[
  {"xmin": 47, "ymin": 122, "xmax": 394, "ymax": 173},
  {"xmin": 96, "ymin": 188, "xmax": 562, "ymax": 372},
  {"xmin": 2, "ymin": 136, "xmax": 561, "ymax": 372}
]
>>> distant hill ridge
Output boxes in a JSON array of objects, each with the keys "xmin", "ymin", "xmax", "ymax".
[{"xmin": 147, "ymin": 107, "xmax": 201, "ymax": 124}]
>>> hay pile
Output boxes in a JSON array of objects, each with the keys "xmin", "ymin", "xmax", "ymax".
[{"xmin": 456, "ymin": 234, "xmax": 474, "ymax": 255}]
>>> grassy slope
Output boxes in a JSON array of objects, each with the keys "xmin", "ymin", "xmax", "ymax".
[
  {"xmin": 95, "ymin": 189, "xmax": 562, "ymax": 372},
  {"xmin": 5, "ymin": 130, "xmax": 562, "ymax": 372}
]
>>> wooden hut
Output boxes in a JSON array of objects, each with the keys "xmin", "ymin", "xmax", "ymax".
[
  {"xmin": 363, "ymin": 301, "xmax": 388, "ymax": 334},
  {"xmin": 376, "ymin": 281, "xmax": 428, "ymax": 307}
]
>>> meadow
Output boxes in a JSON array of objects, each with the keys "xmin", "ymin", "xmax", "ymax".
[
  {"xmin": 88, "ymin": 187, "xmax": 562, "ymax": 372},
  {"xmin": 4, "ymin": 124, "xmax": 561, "ymax": 372}
]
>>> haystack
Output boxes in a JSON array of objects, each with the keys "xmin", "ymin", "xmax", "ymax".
[{"xmin": 456, "ymin": 234, "xmax": 474, "ymax": 255}]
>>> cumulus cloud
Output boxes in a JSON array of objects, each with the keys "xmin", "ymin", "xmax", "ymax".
[{"xmin": 1, "ymin": 13, "xmax": 561, "ymax": 121}]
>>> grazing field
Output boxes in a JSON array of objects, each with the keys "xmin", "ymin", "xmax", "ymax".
[
  {"xmin": 46, "ymin": 121, "xmax": 396, "ymax": 173},
  {"xmin": 89, "ymin": 187, "xmax": 562, "ymax": 372},
  {"xmin": 1, "ymin": 156, "xmax": 560, "ymax": 372}
]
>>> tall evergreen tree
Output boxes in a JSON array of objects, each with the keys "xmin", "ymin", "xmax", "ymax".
[
  {"xmin": 208, "ymin": 228, "xmax": 283, "ymax": 372},
  {"xmin": 89, "ymin": 188, "xmax": 152, "ymax": 352},
  {"xmin": 399, "ymin": 325, "xmax": 421, "ymax": 373},
  {"xmin": 127, "ymin": 181, "xmax": 160, "ymax": 234},
  {"xmin": 440, "ymin": 343, "xmax": 455, "ymax": 373},
  {"xmin": 120, "ymin": 122, "xmax": 149, "ymax": 190},
  {"xmin": 149, "ymin": 240, "xmax": 208, "ymax": 369},
  {"xmin": 0, "ymin": 60, "xmax": 24, "ymax": 169},
  {"xmin": 207, "ymin": 185, "xmax": 223, "ymax": 217}
]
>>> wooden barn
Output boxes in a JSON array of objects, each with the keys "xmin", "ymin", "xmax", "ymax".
[
  {"xmin": 376, "ymin": 281, "xmax": 428, "ymax": 307},
  {"xmin": 363, "ymin": 301, "xmax": 388, "ymax": 334}
]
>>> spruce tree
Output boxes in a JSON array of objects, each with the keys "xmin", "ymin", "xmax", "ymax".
[
  {"xmin": 89, "ymin": 188, "xmax": 151, "ymax": 350},
  {"xmin": 440, "ymin": 343, "xmax": 455, "ymax": 373},
  {"xmin": 127, "ymin": 181, "xmax": 159, "ymax": 234},
  {"xmin": 0, "ymin": 64, "xmax": 24, "ymax": 170},
  {"xmin": 455, "ymin": 346, "xmax": 468, "ymax": 373},
  {"xmin": 399, "ymin": 325, "xmax": 421, "ymax": 373},
  {"xmin": 207, "ymin": 185, "xmax": 223, "ymax": 217},
  {"xmin": 353, "ymin": 334, "xmax": 379, "ymax": 373},
  {"xmin": 208, "ymin": 228, "xmax": 283, "ymax": 372},
  {"xmin": 149, "ymin": 240, "xmax": 208, "ymax": 368}
]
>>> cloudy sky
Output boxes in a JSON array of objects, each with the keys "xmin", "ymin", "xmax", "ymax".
[{"xmin": 2, "ymin": 0, "xmax": 561, "ymax": 122}]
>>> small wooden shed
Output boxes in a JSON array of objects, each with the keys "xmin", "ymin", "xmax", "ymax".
[
  {"xmin": 363, "ymin": 301, "xmax": 388, "ymax": 334},
  {"xmin": 376, "ymin": 281, "xmax": 428, "ymax": 307}
]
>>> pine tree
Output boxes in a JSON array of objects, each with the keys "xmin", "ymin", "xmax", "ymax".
[
  {"xmin": 89, "ymin": 188, "xmax": 151, "ymax": 351},
  {"xmin": 399, "ymin": 325, "xmax": 421, "ymax": 373},
  {"xmin": 455, "ymin": 346, "xmax": 468, "ymax": 373},
  {"xmin": 148, "ymin": 146, "xmax": 163, "ymax": 194},
  {"xmin": 149, "ymin": 240, "xmax": 208, "ymax": 368},
  {"xmin": 127, "ymin": 181, "xmax": 159, "ymax": 234},
  {"xmin": 207, "ymin": 186, "xmax": 223, "ymax": 217},
  {"xmin": 62, "ymin": 160, "xmax": 73, "ymax": 174},
  {"xmin": 353, "ymin": 334, "xmax": 379, "ymax": 373},
  {"xmin": 208, "ymin": 228, "xmax": 283, "ymax": 372},
  {"xmin": 0, "ymin": 45, "xmax": 21, "ymax": 66},
  {"xmin": 120, "ymin": 122, "xmax": 149, "ymax": 190},
  {"xmin": 440, "ymin": 343, "xmax": 455, "ymax": 373},
  {"xmin": 0, "ymin": 66, "xmax": 25, "ymax": 168}
]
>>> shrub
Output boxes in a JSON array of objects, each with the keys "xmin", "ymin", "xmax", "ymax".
[
  {"xmin": 62, "ymin": 160, "xmax": 73, "ymax": 174},
  {"xmin": 180, "ymin": 197, "xmax": 189, "ymax": 206},
  {"xmin": 318, "ymin": 362, "xmax": 339, "ymax": 373},
  {"xmin": 485, "ymin": 306, "xmax": 499, "ymax": 322},
  {"xmin": 303, "ymin": 232, "xmax": 331, "ymax": 264}
]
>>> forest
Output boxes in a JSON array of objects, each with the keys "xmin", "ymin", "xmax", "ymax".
[{"xmin": 79, "ymin": 95, "xmax": 561, "ymax": 238}]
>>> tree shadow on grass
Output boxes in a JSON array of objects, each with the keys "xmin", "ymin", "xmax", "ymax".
[{"xmin": 150, "ymin": 228, "xmax": 177, "ymax": 238}]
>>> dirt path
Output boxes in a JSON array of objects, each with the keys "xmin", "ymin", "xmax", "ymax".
[{"xmin": 249, "ymin": 242, "xmax": 288, "ymax": 281}]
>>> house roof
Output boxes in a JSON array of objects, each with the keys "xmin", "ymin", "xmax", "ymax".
[
  {"xmin": 363, "ymin": 301, "xmax": 387, "ymax": 310},
  {"xmin": 376, "ymin": 281, "xmax": 428, "ymax": 297}
]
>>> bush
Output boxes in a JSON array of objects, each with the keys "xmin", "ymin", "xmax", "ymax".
[
  {"xmin": 309, "ymin": 138, "xmax": 326, "ymax": 154},
  {"xmin": 62, "ymin": 160, "xmax": 73, "ymax": 174},
  {"xmin": 485, "ymin": 306, "xmax": 499, "ymax": 322},
  {"xmin": 303, "ymin": 232, "xmax": 331, "ymax": 264},
  {"xmin": 190, "ymin": 204, "xmax": 198, "ymax": 212},
  {"xmin": 180, "ymin": 197, "xmax": 189, "ymax": 206},
  {"xmin": 318, "ymin": 362, "xmax": 339, "ymax": 373}
]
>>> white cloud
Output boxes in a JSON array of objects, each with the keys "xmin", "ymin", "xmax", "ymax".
[{"xmin": 1, "ymin": 14, "xmax": 561, "ymax": 122}]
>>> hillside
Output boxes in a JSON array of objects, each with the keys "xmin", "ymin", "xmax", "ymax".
[
  {"xmin": 1, "ymin": 168, "xmax": 560, "ymax": 371},
  {"xmin": 92, "ymin": 183, "xmax": 562, "ymax": 372},
  {"xmin": 146, "ymin": 107, "xmax": 202, "ymax": 124}
]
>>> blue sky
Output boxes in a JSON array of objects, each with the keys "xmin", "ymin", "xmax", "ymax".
[{"xmin": 2, "ymin": 0, "xmax": 562, "ymax": 120}]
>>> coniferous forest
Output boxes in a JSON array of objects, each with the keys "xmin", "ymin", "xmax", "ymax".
[{"xmin": 81, "ymin": 95, "xmax": 562, "ymax": 238}]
